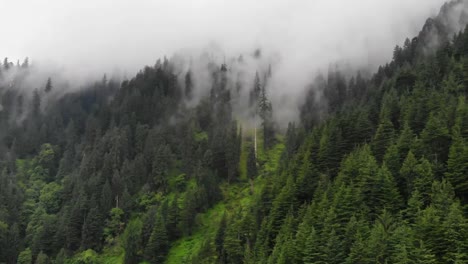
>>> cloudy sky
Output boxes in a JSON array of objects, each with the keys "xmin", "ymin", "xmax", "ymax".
[{"xmin": 1, "ymin": 0, "xmax": 447, "ymax": 76}]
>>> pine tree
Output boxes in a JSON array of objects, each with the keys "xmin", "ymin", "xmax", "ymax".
[
  {"xmin": 412, "ymin": 240, "xmax": 437, "ymax": 264},
  {"xmin": 405, "ymin": 190, "xmax": 424, "ymax": 223},
  {"xmin": 420, "ymin": 112, "xmax": 451, "ymax": 163},
  {"xmin": 445, "ymin": 126, "xmax": 468, "ymax": 202},
  {"xmin": 45, "ymin": 77, "xmax": 52, "ymax": 93},
  {"xmin": 81, "ymin": 206, "xmax": 103, "ymax": 250},
  {"xmin": 413, "ymin": 158, "xmax": 435, "ymax": 206},
  {"xmin": 120, "ymin": 188, "xmax": 132, "ymax": 216},
  {"xmin": 397, "ymin": 122, "xmax": 415, "ymax": 163},
  {"xmin": 258, "ymin": 80, "xmax": 274, "ymax": 149},
  {"xmin": 323, "ymin": 228, "xmax": 345, "ymax": 264},
  {"xmin": 226, "ymin": 122, "xmax": 241, "ymax": 183},
  {"xmin": 400, "ymin": 151, "xmax": 418, "ymax": 199},
  {"xmin": 267, "ymin": 178, "xmax": 297, "ymax": 240},
  {"xmin": 104, "ymin": 207, "xmax": 124, "ymax": 242},
  {"xmin": 185, "ymin": 70, "xmax": 193, "ymax": 99},
  {"xmin": 3, "ymin": 57, "xmax": 9, "ymax": 70},
  {"xmin": 215, "ymin": 213, "xmax": 227, "ymax": 263},
  {"xmin": 66, "ymin": 193, "xmax": 87, "ymax": 251},
  {"xmin": 250, "ymin": 72, "xmax": 261, "ymax": 109},
  {"xmin": 35, "ymin": 251, "xmax": 49, "ymax": 264},
  {"xmin": 371, "ymin": 118, "xmax": 395, "ymax": 162},
  {"xmin": 54, "ymin": 248, "xmax": 67, "ymax": 264},
  {"xmin": 122, "ymin": 218, "xmax": 143, "ymax": 264},
  {"xmin": 352, "ymin": 109, "xmax": 374, "ymax": 145},
  {"xmin": 17, "ymin": 248, "xmax": 32, "ymax": 264},
  {"xmin": 152, "ymin": 145, "xmax": 171, "ymax": 191},
  {"xmin": 166, "ymin": 196, "xmax": 180, "ymax": 241},
  {"xmin": 383, "ymin": 144, "xmax": 401, "ymax": 179},
  {"xmin": 21, "ymin": 57, "xmax": 29, "ymax": 68},
  {"xmin": 268, "ymin": 213, "xmax": 297, "ymax": 264},
  {"xmin": 346, "ymin": 229, "xmax": 368, "ymax": 264},
  {"xmin": 181, "ymin": 188, "xmax": 197, "ymax": 236},
  {"xmin": 224, "ymin": 217, "xmax": 243, "ymax": 264},
  {"xmin": 100, "ymin": 180, "xmax": 113, "ymax": 213},
  {"xmin": 247, "ymin": 144, "xmax": 257, "ymax": 180},
  {"xmin": 378, "ymin": 165, "xmax": 402, "ymax": 213},
  {"xmin": 414, "ymin": 194, "xmax": 447, "ymax": 260},
  {"xmin": 389, "ymin": 225, "xmax": 414, "ymax": 264},
  {"xmin": 144, "ymin": 214, "xmax": 169, "ymax": 264},
  {"xmin": 303, "ymin": 227, "xmax": 323, "ymax": 264},
  {"xmin": 317, "ymin": 120, "xmax": 344, "ymax": 175},
  {"xmin": 431, "ymin": 180, "xmax": 455, "ymax": 217},
  {"xmin": 441, "ymin": 202, "xmax": 468, "ymax": 263},
  {"xmin": 366, "ymin": 210, "xmax": 396, "ymax": 263},
  {"xmin": 32, "ymin": 89, "xmax": 41, "ymax": 118}
]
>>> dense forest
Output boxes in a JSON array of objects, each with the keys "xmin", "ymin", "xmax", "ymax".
[{"xmin": 2, "ymin": 0, "xmax": 468, "ymax": 263}]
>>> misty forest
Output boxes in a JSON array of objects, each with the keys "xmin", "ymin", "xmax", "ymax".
[{"xmin": 3, "ymin": 0, "xmax": 468, "ymax": 264}]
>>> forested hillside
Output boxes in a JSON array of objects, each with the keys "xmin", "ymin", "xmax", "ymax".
[{"xmin": 2, "ymin": 1, "xmax": 468, "ymax": 264}]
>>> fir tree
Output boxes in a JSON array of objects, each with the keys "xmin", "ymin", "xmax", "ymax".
[{"xmin": 144, "ymin": 214, "xmax": 169, "ymax": 264}]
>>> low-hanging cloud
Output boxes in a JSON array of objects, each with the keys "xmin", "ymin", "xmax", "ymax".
[
  {"xmin": 3, "ymin": 0, "xmax": 447, "ymax": 71},
  {"xmin": 1, "ymin": 0, "xmax": 457, "ymax": 123}
]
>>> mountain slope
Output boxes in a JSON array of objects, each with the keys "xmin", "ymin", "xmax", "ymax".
[{"xmin": 1, "ymin": 1, "xmax": 468, "ymax": 264}]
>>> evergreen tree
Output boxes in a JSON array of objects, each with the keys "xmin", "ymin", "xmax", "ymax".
[
  {"xmin": 247, "ymin": 144, "xmax": 257, "ymax": 180},
  {"xmin": 166, "ymin": 196, "xmax": 180, "ymax": 241},
  {"xmin": 104, "ymin": 207, "xmax": 124, "ymax": 243},
  {"xmin": 32, "ymin": 89, "xmax": 41, "ymax": 118},
  {"xmin": 420, "ymin": 112, "xmax": 451, "ymax": 164},
  {"xmin": 224, "ymin": 217, "xmax": 244, "ymax": 264},
  {"xmin": 122, "ymin": 218, "xmax": 143, "ymax": 264},
  {"xmin": 400, "ymin": 151, "xmax": 418, "ymax": 200},
  {"xmin": 441, "ymin": 202, "xmax": 468, "ymax": 263},
  {"xmin": 215, "ymin": 213, "xmax": 227, "ymax": 263},
  {"xmin": 413, "ymin": 158, "xmax": 435, "ymax": 206},
  {"xmin": 372, "ymin": 118, "xmax": 395, "ymax": 162},
  {"xmin": 45, "ymin": 78, "xmax": 52, "ymax": 93},
  {"xmin": 35, "ymin": 251, "xmax": 49, "ymax": 264},
  {"xmin": 144, "ymin": 214, "xmax": 169, "ymax": 264},
  {"xmin": 258, "ymin": 81, "xmax": 274, "ymax": 149},
  {"xmin": 81, "ymin": 206, "xmax": 103, "ymax": 250},
  {"xmin": 250, "ymin": 72, "xmax": 261, "ymax": 109},
  {"xmin": 303, "ymin": 228, "xmax": 322, "ymax": 264},
  {"xmin": 185, "ymin": 70, "xmax": 193, "ymax": 99},
  {"xmin": 54, "ymin": 248, "xmax": 67, "ymax": 264},
  {"xmin": 17, "ymin": 248, "xmax": 32, "ymax": 264},
  {"xmin": 445, "ymin": 126, "xmax": 468, "ymax": 202}
]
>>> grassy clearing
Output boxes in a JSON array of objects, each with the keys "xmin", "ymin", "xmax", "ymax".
[
  {"xmin": 166, "ymin": 202, "xmax": 226, "ymax": 264},
  {"xmin": 166, "ymin": 131, "xmax": 284, "ymax": 263}
]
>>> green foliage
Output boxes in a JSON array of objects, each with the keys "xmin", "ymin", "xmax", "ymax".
[
  {"xmin": 247, "ymin": 144, "xmax": 257, "ymax": 180},
  {"xmin": 69, "ymin": 249, "xmax": 99, "ymax": 264},
  {"xmin": 372, "ymin": 118, "xmax": 395, "ymax": 162},
  {"xmin": 104, "ymin": 208, "xmax": 125, "ymax": 244},
  {"xmin": 31, "ymin": 144, "xmax": 57, "ymax": 182},
  {"xmin": 81, "ymin": 206, "xmax": 104, "ymax": 251},
  {"xmin": 39, "ymin": 182, "xmax": 62, "ymax": 214},
  {"xmin": 122, "ymin": 218, "xmax": 143, "ymax": 264},
  {"xmin": 17, "ymin": 248, "xmax": 32, "ymax": 264},
  {"xmin": 35, "ymin": 251, "xmax": 50, "ymax": 264},
  {"xmin": 194, "ymin": 131, "xmax": 208, "ymax": 142},
  {"xmin": 144, "ymin": 214, "xmax": 168, "ymax": 263}
]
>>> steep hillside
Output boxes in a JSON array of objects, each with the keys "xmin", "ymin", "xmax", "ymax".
[{"xmin": 2, "ymin": 1, "xmax": 468, "ymax": 264}]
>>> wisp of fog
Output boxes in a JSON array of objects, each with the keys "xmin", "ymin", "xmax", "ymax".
[{"xmin": 0, "ymin": 0, "xmax": 455, "ymax": 122}]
